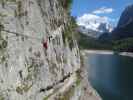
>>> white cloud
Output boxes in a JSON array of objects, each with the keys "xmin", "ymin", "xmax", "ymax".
[
  {"xmin": 77, "ymin": 14, "xmax": 108, "ymax": 27},
  {"xmin": 76, "ymin": 13, "xmax": 114, "ymax": 31},
  {"xmin": 92, "ymin": 7, "xmax": 114, "ymax": 14}
]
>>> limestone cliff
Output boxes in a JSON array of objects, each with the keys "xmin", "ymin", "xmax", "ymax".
[{"xmin": 0, "ymin": 0, "xmax": 101, "ymax": 100}]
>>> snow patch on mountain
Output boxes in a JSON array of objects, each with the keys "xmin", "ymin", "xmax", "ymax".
[{"xmin": 77, "ymin": 14, "xmax": 113, "ymax": 33}]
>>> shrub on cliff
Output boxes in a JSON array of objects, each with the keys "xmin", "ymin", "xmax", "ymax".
[
  {"xmin": 62, "ymin": 16, "xmax": 79, "ymax": 49},
  {"xmin": 60, "ymin": 0, "xmax": 73, "ymax": 10}
]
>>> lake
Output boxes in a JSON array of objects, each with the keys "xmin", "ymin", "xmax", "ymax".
[{"xmin": 86, "ymin": 53, "xmax": 133, "ymax": 100}]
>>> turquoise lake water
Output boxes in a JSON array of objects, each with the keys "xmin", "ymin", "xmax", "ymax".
[{"xmin": 87, "ymin": 53, "xmax": 133, "ymax": 100}]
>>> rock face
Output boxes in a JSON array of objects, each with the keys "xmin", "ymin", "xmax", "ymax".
[
  {"xmin": 118, "ymin": 4, "xmax": 133, "ymax": 28},
  {"xmin": 0, "ymin": 0, "xmax": 81, "ymax": 99},
  {"xmin": 111, "ymin": 4, "xmax": 133, "ymax": 40}
]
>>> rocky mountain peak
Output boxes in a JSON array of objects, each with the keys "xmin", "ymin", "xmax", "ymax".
[{"xmin": 118, "ymin": 4, "xmax": 133, "ymax": 28}]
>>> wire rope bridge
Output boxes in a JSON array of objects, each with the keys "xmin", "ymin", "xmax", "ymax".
[{"xmin": 0, "ymin": 24, "xmax": 64, "ymax": 48}]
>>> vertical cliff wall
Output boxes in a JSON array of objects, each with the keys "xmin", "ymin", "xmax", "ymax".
[{"xmin": 0, "ymin": 0, "xmax": 81, "ymax": 99}]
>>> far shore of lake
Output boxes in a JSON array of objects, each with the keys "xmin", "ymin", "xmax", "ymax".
[
  {"xmin": 119, "ymin": 52, "xmax": 133, "ymax": 57},
  {"xmin": 83, "ymin": 50, "xmax": 133, "ymax": 58},
  {"xmin": 83, "ymin": 50, "xmax": 114, "ymax": 55}
]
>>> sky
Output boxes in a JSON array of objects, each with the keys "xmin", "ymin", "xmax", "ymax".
[{"xmin": 71, "ymin": 0, "xmax": 133, "ymax": 26}]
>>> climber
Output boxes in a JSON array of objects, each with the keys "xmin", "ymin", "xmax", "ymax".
[
  {"xmin": 42, "ymin": 35, "xmax": 51, "ymax": 57},
  {"xmin": 0, "ymin": 23, "xmax": 4, "ymax": 32},
  {"xmin": 42, "ymin": 38, "xmax": 48, "ymax": 57},
  {"xmin": 19, "ymin": 70, "xmax": 23, "ymax": 79},
  {"xmin": 49, "ymin": 35, "xmax": 53, "ymax": 41},
  {"xmin": 42, "ymin": 35, "xmax": 53, "ymax": 50},
  {"xmin": 43, "ymin": 39, "xmax": 48, "ymax": 50}
]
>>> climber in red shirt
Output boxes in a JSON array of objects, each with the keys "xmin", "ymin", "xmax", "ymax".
[
  {"xmin": 42, "ymin": 38, "xmax": 48, "ymax": 57},
  {"xmin": 42, "ymin": 35, "xmax": 53, "ymax": 57},
  {"xmin": 42, "ymin": 35, "xmax": 53, "ymax": 50},
  {"xmin": 43, "ymin": 39, "xmax": 48, "ymax": 49}
]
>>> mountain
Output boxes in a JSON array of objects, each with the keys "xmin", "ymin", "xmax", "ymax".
[
  {"xmin": 118, "ymin": 4, "xmax": 133, "ymax": 28},
  {"xmin": 77, "ymin": 25, "xmax": 103, "ymax": 38},
  {"xmin": 77, "ymin": 14, "xmax": 113, "ymax": 38},
  {"xmin": 77, "ymin": 32, "xmax": 113, "ymax": 50},
  {"xmin": 111, "ymin": 4, "xmax": 133, "ymax": 40},
  {"xmin": 77, "ymin": 23, "xmax": 113, "ymax": 38},
  {"xmin": 98, "ymin": 4, "xmax": 133, "ymax": 52}
]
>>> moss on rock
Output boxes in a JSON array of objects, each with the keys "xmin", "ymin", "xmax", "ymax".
[
  {"xmin": 16, "ymin": 84, "xmax": 32, "ymax": 95},
  {"xmin": 0, "ymin": 95, "xmax": 4, "ymax": 100}
]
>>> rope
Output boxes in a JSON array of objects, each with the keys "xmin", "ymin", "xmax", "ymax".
[
  {"xmin": 1, "ymin": 25, "xmax": 64, "ymax": 41},
  {"xmin": 2, "ymin": 29, "xmax": 42, "ymax": 41}
]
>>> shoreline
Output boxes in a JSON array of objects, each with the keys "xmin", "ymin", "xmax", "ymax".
[
  {"xmin": 119, "ymin": 52, "xmax": 133, "ymax": 57},
  {"xmin": 80, "ymin": 52, "xmax": 102, "ymax": 100},
  {"xmin": 83, "ymin": 50, "xmax": 114, "ymax": 55},
  {"xmin": 80, "ymin": 50, "xmax": 133, "ymax": 100},
  {"xmin": 83, "ymin": 50, "xmax": 133, "ymax": 58}
]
